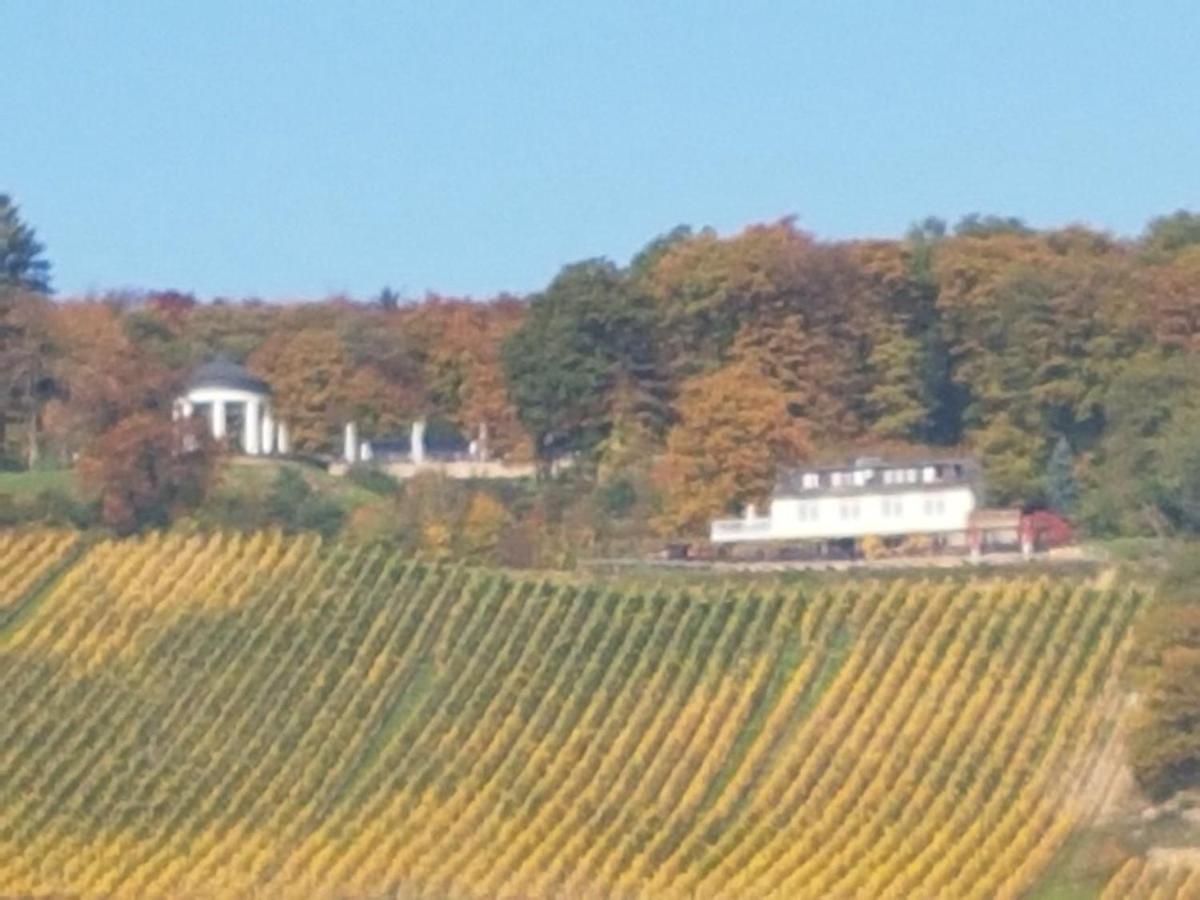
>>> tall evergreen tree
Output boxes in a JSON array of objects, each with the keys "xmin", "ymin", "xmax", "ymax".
[
  {"xmin": 0, "ymin": 194, "xmax": 51, "ymax": 293},
  {"xmin": 1045, "ymin": 435, "xmax": 1079, "ymax": 514}
]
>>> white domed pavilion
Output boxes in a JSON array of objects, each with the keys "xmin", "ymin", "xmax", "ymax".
[{"xmin": 173, "ymin": 358, "xmax": 290, "ymax": 455}]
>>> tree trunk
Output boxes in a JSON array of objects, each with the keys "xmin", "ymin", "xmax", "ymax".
[{"xmin": 25, "ymin": 406, "xmax": 40, "ymax": 469}]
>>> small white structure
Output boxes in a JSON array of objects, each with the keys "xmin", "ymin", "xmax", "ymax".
[
  {"xmin": 710, "ymin": 457, "xmax": 981, "ymax": 545},
  {"xmin": 174, "ymin": 358, "xmax": 290, "ymax": 456},
  {"xmin": 333, "ymin": 418, "xmax": 538, "ymax": 480}
]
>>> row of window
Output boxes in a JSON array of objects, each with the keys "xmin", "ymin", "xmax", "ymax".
[
  {"xmin": 801, "ymin": 464, "xmax": 966, "ymax": 491},
  {"xmin": 790, "ymin": 496, "xmax": 949, "ymax": 522}
]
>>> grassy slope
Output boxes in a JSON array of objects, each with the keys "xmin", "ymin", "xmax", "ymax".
[
  {"xmin": 214, "ymin": 457, "xmax": 381, "ymax": 510},
  {"xmin": 0, "ymin": 467, "xmax": 76, "ymax": 499}
]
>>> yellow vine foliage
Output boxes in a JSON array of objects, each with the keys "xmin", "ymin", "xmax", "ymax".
[{"xmin": 0, "ymin": 531, "xmax": 1144, "ymax": 898}]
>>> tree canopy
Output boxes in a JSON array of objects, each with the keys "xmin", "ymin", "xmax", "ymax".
[{"xmin": 3, "ymin": 192, "xmax": 1200, "ymax": 544}]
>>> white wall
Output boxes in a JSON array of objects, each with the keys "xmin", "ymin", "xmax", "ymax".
[
  {"xmin": 184, "ymin": 386, "xmax": 266, "ymax": 408},
  {"xmin": 328, "ymin": 459, "xmax": 540, "ymax": 480},
  {"xmin": 711, "ymin": 486, "xmax": 977, "ymax": 543}
]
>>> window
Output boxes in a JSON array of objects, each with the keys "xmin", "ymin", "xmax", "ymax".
[
  {"xmin": 922, "ymin": 466, "xmax": 937, "ymax": 483},
  {"xmin": 796, "ymin": 503, "xmax": 820, "ymax": 522},
  {"xmin": 923, "ymin": 497, "xmax": 947, "ymax": 516},
  {"xmin": 839, "ymin": 501, "xmax": 860, "ymax": 520},
  {"xmin": 801, "ymin": 472, "xmax": 820, "ymax": 490},
  {"xmin": 882, "ymin": 498, "xmax": 904, "ymax": 518}
]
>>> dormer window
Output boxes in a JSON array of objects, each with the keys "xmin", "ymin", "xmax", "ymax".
[{"xmin": 801, "ymin": 472, "xmax": 820, "ymax": 490}]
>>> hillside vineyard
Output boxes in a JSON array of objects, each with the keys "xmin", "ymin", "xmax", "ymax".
[{"xmin": 0, "ymin": 531, "xmax": 1141, "ymax": 898}]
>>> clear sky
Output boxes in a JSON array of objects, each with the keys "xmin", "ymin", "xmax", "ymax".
[{"xmin": 4, "ymin": 1, "xmax": 1198, "ymax": 300}]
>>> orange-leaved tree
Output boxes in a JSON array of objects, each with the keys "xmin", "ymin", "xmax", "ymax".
[
  {"xmin": 250, "ymin": 326, "xmax": 410, "ymax": 453},
  {"xmin": 78, "ymin": 413, "xmax": 216, "ymax": 534},
  {"xmin": 657, "ymin": 357, "xmax": 810, "ymax": 535}
]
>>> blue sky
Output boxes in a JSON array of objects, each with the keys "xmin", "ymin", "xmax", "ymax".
[{"xmin": 4, "ymin": 1, "xmax": 1198, "ymax": 299}]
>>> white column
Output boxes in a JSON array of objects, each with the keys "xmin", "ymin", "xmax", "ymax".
[
  {"xmin": 412, "ymin": 419, "xmax": 426, "ymax": 465},
  {"xmin": 244, "ymin": 398, "xmax": 261, "ymax": 456},
  {"xmin": 261, "ymin": 408, "xmax": 275, "ymax": 455},
  {"xmin": 344, "ymin": 422, "xmax": 359, "ymax": 464},
  {"xmin": 211, "ymin": 401, "xmax": 227, "ymax": 440},
  {"xmin": 277, "ymin": 422, "xmax": 290, "ymax": 455}
]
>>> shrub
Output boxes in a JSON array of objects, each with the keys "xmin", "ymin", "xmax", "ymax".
[
  {"xmin": 1129, "ymin": 548, "xmax": 1200, "ymax": 800},
  {"xmin": 596, "ymin": 477, "xmax": 638, "ymax": 519},
  {"xmin": 265, "ymin": 467, "xmax": 345, "ymax": 539},
  {"xmin": 346, "ymin": 466, "xmax": 401, "ymax": 497}
]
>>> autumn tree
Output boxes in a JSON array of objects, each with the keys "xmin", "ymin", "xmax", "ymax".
[
  {"xmin": 646, "ymin": 219, "xmax": 820, "ymax": 377},
  {"xmin": 460, "ymin": 491, "xmax": 511, "ymax": 562},
  {"xmin": 180, "ymin": 301, "xmax": 276, "ymax": 363},
  {"xmin": 78, "ymin": 413, "xmax": 216, "ymax": 534},
  {"xmin": 1135, "ymin": 247, "xmax": 1200, "ymax": 354},
  {"xmin": 250, "ymin": 326, "xmax": 409, "ymax": 453},
  {"xmin": 658, "ymin": 357, "xmax": 811, "ymax": 534},
  {"xmin": 647, "ymin": 221, "xmax": 876, "ymax": 442},
  {"xmin": 43, "ymin": 302, "xmax": 177, "ymax": 462},
  {"xmin": 406, "ymin": 297, "xmax": 532, "ymax": 458}
]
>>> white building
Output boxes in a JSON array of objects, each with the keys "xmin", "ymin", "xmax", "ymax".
[
  {"xmin": 710, "ymin": 457, "xmax": 981, "ymax": 545},
  {"xmin": 173, "ymin": 358, "xmax": 290, "ymax": 456}
]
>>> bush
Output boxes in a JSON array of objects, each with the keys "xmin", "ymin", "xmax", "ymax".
[
  {"xmin": 31, "ymin": 488, "xmax": 99, "ymax": 529},
  {"xmin": 860, "ymin": 535, "xmax": 887, "ymax": 561},
  {"xmin": 346, "ymin": 466, "xmax": 401, "ymax": 497},
  {"xmin": 596, "ymin": 477, "xmax": 638, "ymax": 519},
  {"xmin": 1129, "ymin": 547, "xmax": 1200, "ymax": 800},
  {"xmin": 265, "ymin": 467, "xmax": 345, "ymax": 539}
]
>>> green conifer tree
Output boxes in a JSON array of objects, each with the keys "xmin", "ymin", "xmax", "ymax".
[{"xmin": 1045, "ymin": 435, "xmax": 1079, "ymax": 514}]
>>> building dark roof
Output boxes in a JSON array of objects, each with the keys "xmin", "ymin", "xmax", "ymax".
[
  {"xmin": 370, "ymin": 421, "xmax": 470, "ymax": 460},
  {"xmin": 186, "ymin": 357, "xmax": 271, "ymax": 395},
  {"xmin": 773, "ymin": 456, "xmax": 980, "ymax": 499}
]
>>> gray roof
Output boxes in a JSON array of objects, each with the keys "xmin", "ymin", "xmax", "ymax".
[
  {"xmin": 773, "ymin": 457, "xmax": 980, "ymax": 499},
  {"xmin": 186, "ymin": 357, "xmax": 270, "ymax": 394}
]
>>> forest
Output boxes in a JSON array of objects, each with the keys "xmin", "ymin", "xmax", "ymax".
[{"xmin": 2, "ymin": 193, "xmax": 1199, "ymax": 547}]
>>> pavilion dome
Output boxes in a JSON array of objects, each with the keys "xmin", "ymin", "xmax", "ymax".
[{"xmin": 185, "ymin": 356, "xmax": 270, "ymax": 395}]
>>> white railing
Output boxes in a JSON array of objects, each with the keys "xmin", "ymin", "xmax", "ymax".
[{"xmin": 710, "ymin": 517, "xmax": 774, "ymax": 542}]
